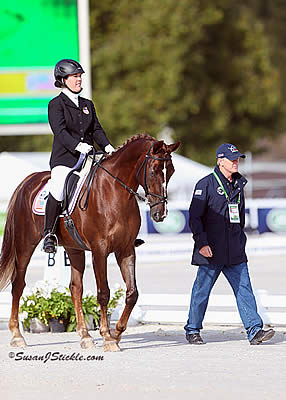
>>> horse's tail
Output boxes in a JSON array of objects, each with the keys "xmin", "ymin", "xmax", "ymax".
[
  {"xmin": 0, "ymin": 174, "xmax": 34, "ymax": 291},
  {"xmin": 0, "ymin": 187, "xmax": 20, "ymax": 291}
]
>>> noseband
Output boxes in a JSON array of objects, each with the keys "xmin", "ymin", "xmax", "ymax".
[{"xmin": 136, "ymin": 142, "xmax": 171, "ymax": 208}]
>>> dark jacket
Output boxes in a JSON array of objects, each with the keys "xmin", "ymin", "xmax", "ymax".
[
  {"xmin": 48, "ymin": 92, "xmax": 111, "ymax": 169},
  {"xmin": 189, "ymin": 165, "xmax": 248, "ymax": 266}
]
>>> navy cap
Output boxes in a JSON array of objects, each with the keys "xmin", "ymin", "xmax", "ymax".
[{"xmin": 216, "ymin": 143, "xmax": 246, "ymax": 161}]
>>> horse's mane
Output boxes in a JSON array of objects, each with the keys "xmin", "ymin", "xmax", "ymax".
[{"xmin": 104, "ymin": 133, "xmax": 156, "ymax": 160}]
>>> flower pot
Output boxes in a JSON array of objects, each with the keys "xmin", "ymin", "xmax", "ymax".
[
  {"xmin": 29, "ymin": 318, "xmax": 49, "ymax": 333},
  {"xmin": 49, "ymin": 318, "xmax": 66, "ymax": 333}
]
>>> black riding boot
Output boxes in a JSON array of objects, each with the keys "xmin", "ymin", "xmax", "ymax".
[{"xmin": 43, "ymin": 194, "xmax": 62, "ymax": 253}]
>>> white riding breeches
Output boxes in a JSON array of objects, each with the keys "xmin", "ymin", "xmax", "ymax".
[
  {"xmin": 49, "ymin": 154, "xmax": 86, "ymax": 201},
  {"xmin": 49, "ymin": 166, "xmax": 73, "ymax": 201}
]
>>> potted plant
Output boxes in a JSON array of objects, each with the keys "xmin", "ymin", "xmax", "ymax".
[
  {"xmin": 19, "ymin": 279, "xmax": 72, "ymax": 333},
  {"xmin": 45, "ymin": 288, "xmax": 73, "ymax": 332},
  {"xmin": 66, "ymin": 286, "xmax": 124, "ymax": 332},
  {"xmin": 19, "ymin": 290, "xmax": 51, "ymax": 333},
  {"xmin": 19, "ymin": 280, "xmax": 124, "ymax": 333}
]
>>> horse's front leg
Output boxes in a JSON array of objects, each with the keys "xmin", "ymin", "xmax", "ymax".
[
  {"xmin": 65, "ymin": 248, "xmax": 94, "ymax": 349},
  {"xmin": 92, "ymin": 251, "xmax": 120, "ymax": 352},
  {"xmin": 113, "ymin": 248, "xmax": 138, "ymax": 344}
]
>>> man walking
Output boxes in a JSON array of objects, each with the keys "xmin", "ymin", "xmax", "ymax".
[{"xmin": 184, "ymin": 143, "xmax": 275, "ymax": 345}]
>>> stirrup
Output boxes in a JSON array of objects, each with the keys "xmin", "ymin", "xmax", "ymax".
[{"xmin": 42, "ymin": 232, "xmax": 58, "ymax": 254}]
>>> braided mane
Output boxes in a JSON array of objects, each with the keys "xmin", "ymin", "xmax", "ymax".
[{"xmin": 105, "ymin": 133, "xmax": 156, "ymax": 159}]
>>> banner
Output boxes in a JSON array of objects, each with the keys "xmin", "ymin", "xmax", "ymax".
[{"xmin": 0, "ymin": 0, "xmax": 79, "ymax": 127}]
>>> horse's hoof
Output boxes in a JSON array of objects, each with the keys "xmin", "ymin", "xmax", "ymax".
[
  {"xmin": 80, "ymin": 337, "xmax": 94, "ymax": 349},
  {"xmin": 104, "ymin": 341, "xmax": 121, "ymax": 352},
  {"xmin": 10, "ymin": 336, "xmax": 26, "ymax": 348}
]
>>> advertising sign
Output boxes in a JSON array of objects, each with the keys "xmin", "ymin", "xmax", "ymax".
[
  {"xmin": 258, "ymin": 208, "xmax": 286, "ymax": 233},
  {"xmin": 0, "ymin": 0, "xmax": 79, "ymax": 131}
]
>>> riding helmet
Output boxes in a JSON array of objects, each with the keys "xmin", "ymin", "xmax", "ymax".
[{"xmin": 54, "ymin": 59, "xmax": 85, "ymax": 88}]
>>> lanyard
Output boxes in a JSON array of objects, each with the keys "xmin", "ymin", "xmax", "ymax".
[{"xmin": 213, "ymin": 171, "xmax": 240, "ymax": 204}]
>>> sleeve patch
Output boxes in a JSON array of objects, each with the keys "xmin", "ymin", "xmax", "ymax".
[{"xmin": 195, "ymin": 189, "xmax": 202, "ymax": 196}]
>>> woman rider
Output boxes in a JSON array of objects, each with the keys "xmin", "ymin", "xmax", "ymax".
[{"xmin": 43, "ymin": 59, "xmax": 114, "ymax": 253}]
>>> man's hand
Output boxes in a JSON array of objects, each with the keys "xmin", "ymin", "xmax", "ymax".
[{"xmin": 199, "ymin": 245, "xmax": 213, "ymax": 258}]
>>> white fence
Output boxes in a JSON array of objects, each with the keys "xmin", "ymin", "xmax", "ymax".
[{"xmin": 135, "ymin": 291, "xmax": 286, "ymax": 326}]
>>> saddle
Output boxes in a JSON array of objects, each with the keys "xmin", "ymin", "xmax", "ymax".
[
  {"xmin": 33, "ymin": 153, "xmax": 105, "ymax": 251},
  {"xmin": 33, "ymin": 155, "xmax": 92, "ymax": 216},
  {"xmin": 32, "ymin": 153, "xmax": 104, "ymax": 217}
]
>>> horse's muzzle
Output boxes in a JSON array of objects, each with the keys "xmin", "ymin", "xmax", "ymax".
[{"xmin": 151, "ymin": 210, "xmax": 165, "ymax": 223}]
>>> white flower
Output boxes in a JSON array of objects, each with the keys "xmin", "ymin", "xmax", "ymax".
[
  {"xmin": 57, "ymin": 285, "xmax": 67, "ymax": 294},
  {"xmin": 22, "ymin": 287, "xmax": 32, "ymax": 297},
  {"xmin": 19, "ymin": 311, "xmax": 28, "ymax": 322},
  {"xmin": 27, "ymin": 300, "xmax": 35, "ymax": 307},
  {"xmin": 31, "ymin": 279, "xmax": 62, "ymax": 298}
]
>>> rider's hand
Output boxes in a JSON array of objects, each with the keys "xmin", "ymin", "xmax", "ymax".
[
  {"xmin": 105, "ymin": 144, "xmax": 115, "ymax": 154},
  {"xmin": 75, "ymin": 142, "xmax": 93, "ymax": 154},
  {"xmin": 199, "ymin": 245, "xmax": 213, "ymax": 258}
]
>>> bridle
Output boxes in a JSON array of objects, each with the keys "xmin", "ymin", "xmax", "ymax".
[
  {"xmin": 136, "ymin": 141, "xmax": 172, "ymax": 208},
  {"xmin": 89, "ymin": 141, "xmax": 171, "ymax": 209}
]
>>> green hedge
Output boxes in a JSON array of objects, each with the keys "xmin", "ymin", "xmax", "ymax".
[{"xmin": 0, "ymin": 212, "xmax": 6, "ymax": 237}]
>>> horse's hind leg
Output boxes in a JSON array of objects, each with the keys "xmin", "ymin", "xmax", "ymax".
[
  {"xmin": 92, "ymin": 250, "xmax": 120, "ymax": 352},
  {"xmin": 9, "ymin": 247, "xmax": 37, "ymax": 347},
  {"xmin": 112, "ymin": 248, "xmax": 138, "ymax": 344},
  {"xmin": 65, "ymin": 248, "xmax": 94, "ymax": 349}
]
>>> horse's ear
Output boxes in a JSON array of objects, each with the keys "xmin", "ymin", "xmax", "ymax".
[
  {"xmin": 152, "ymin": 140, "xmax": 164, "ymax": 154},
  {"xmin": 168, "ymin": 141, "xmax": 181, "ymax": 153}
]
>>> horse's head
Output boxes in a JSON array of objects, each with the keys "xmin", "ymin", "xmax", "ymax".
[{"xmin": 137, "ymin": 140, "xmax": 180, "ymax": 222}]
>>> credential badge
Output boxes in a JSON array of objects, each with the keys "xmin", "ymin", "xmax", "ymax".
[{"xmin": 83, "ymin": 106, "xmax": 89, "ymax": 115}]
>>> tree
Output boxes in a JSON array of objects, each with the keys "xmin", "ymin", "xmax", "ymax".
[{"xmin": 90, "ymin": 0, "xmax": 282, "ymax": 164}]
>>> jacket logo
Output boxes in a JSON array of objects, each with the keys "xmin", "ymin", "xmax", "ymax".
[
  {"xmin": 217, "ymin": 187, "xmax": 224, "ymax": 195},
  {"xmin": 83, "ymin": 106, "xmax": 89, "ymax": 115}
]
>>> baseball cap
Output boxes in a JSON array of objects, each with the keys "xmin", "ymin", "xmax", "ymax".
[{"xmin": 216, "ymin": 143, "xmax": 246, "ymax": 161}]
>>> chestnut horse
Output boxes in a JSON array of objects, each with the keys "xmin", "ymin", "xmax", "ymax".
[{"xmin": 0, "ymin": 134, "xmax": 180, "ymax": 351}]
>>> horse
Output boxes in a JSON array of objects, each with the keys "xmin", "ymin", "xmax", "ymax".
[{"xmin": 0, "ymin": 134, "xmax": 180, "ymax": 351}]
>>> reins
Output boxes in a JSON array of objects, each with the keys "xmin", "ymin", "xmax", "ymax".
[
  {"xmin": 97, "ymin": 164, "xmax": 147, "ymax": 203},
  {"xmin": 78, "ymin": 150, "xmax": 105, "ymax": 211},
  {"xmin": 78, "ymin": 141, "xmax": 171, "ymax": 209}
]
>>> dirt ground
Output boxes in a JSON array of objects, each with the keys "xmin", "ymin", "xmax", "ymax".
[{"xmin": 0, "ymin": 323, "xmax": 285, "ymax": 400}]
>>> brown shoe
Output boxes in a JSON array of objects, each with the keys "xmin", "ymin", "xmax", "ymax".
[
  {"xmin": 186, "ymin": 333, "xmax": 204, "ymax": 345},
  {"xmin": 250, "ymin": 329, "xmax": 275, "ymax": 345}
]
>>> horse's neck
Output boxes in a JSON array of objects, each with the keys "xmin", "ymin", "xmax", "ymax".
[{"xmin": 107, "ymin": 139, "xmax": 153, "ymax": 189}]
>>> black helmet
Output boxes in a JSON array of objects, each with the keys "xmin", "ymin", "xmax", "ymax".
[{"xmin": 54, "ymin": 59, "xmax": 85, "ymax": 88}]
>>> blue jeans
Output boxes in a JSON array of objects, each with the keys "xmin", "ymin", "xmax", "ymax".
[{"xmin": 184, "ymin": 262, "xmax": 263, "ymax": 341}]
